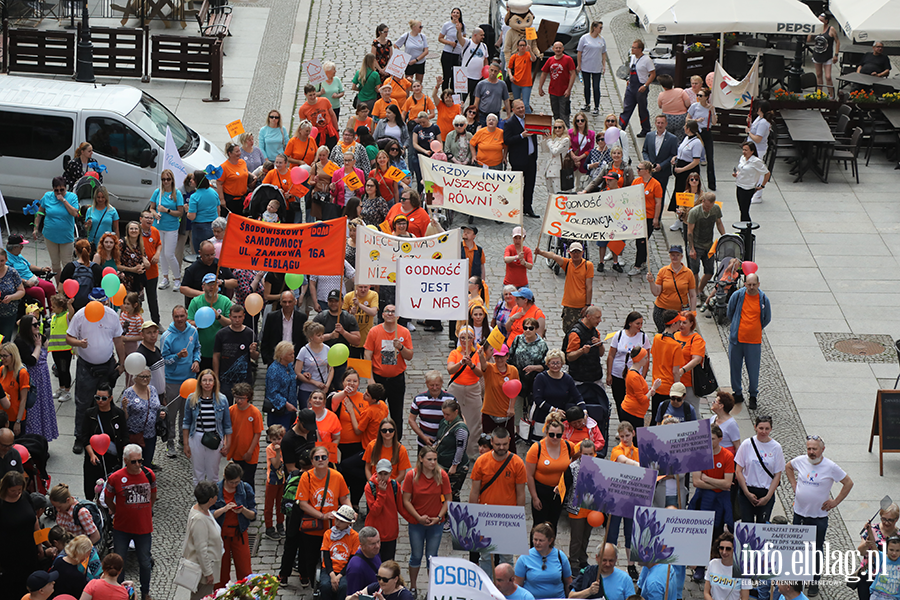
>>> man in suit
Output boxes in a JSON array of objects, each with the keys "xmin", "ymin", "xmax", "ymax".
[
  {"xmin": 642, "ymin": 115, "xmax": 678, "ymax": 200},
  {"xmin": 503, "ymin": 99, "xmax": 540, "ymax": 218},
  {"xmin": 260, "ymin": 290, "xmax": 308, "ymax": 365}
]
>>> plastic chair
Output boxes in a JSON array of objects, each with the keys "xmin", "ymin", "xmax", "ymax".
[{"xmin": 826, "ymin": 127, "xmax": 863, "ymax": 183}]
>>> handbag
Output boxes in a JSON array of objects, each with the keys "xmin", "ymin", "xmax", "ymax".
[
  {"xmin": 126, "ymin": 394, "xmax": 153, "ymax": 448},
  {"xmin": 560, "ymin": 154, "xmax": 576, "ymax": 191},
  {"xmin": 691, "ymin": 354, "xmax": 718, "ymax": 397},
  {"xmin": 201, "ymin": 431, "xmax": 222, "ymax": 450},
  {"xmin": 155, "ymin": 408, "xmax": 169, "ymax": 440},
  {"xmin": 299, "ymin": 469, "xmax": 331, "ymax": 532},
  {"xmin": 174, "ymin": 557, "xmax": 202, "ymax": 591}
]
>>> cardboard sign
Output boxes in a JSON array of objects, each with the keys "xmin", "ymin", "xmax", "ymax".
[
  {"xmin": 733, "ymin": 522, "xmax": 817, "ymax": 580},
  {"xmin": 676, "ymin": 192, "xmax": 696, "ymax": 208},
  {"xmin": 356, "ymin": 226, "xmax": 461, "ymax": 286},
  {"xmin": 34, "ymin": 527, "xmax": 51, "ymax": 544},
  {"xmin": 384, "ymin": 165, "xmax": 406, "ymax": 182},
  {"xmin": 385, "ymin": 51, "xmax": 413, "ymax": 78},
  {"xmin": 525, "ymin": 27, "xmax": 537, "ymax": 40},
  {"xmin": 322, "ymin": 161, "xmax": 340, "ymax": 177},
  {"xmin": 304, "ymin": 59, "xmax": 326, "ymax": 85},
  {"xmin": 637, "ymin": 419, "xmax": 715, "ymax": 475},
  {"xmin": 347, "ymin": 358, "xmax": 372, "ymax": 379},
  {"xmin": 343, "ymin": 172, "xmax": 363, "ymax": 190},
  {"xmin": 218, "ymin": 215, "xmax": 347, "ymax": 275},
  {"xmin": 631, "ymin": 507, "xmax": 716, "ymax": 567},
  {"xmin": 395, "ymin": 257, "xmax": 468, "ymax": 320},
  {"xmin": 453, "ymin": 67, "xmax": 468, "ymax": 93},
  {"xmin": 542, "ymin": 186, "xmax": 646, "ymax": 243},
  {"xmin": 448, "ymin": 503, "xmax": 529, "ymax": 556},
  {"xmin": 486, "ymin": 326, "xmax": 506, "ymax": 350},
  {"xmin": 573, "ymin": 455, "xmax": 657, "ymax": 518},
  {"xmin": 419, "ymin": 156, "xmax": 523, "ymax": 225},
  {"xmin": 291, "ymin": 183, "xmax": 309, "ymax": 198},
  {"xmin": 429, "ymin": 557, "xmax": 506, "ymax": 600},
  {"xmin": 452, "ymin": 94, "xmax": 462, "ymax": 104},
  {"xmin": 226, "ymin": 119, "xmax": 245, "ymax": 138}
]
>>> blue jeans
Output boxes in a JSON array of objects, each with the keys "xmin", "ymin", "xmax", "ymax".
[
  {"xmin": 606, "ymin": 515, "xmax": 633, "ymax": 551},
  {"xmin": 318, "ymin": 568, "xmax": 348, "ymax": 600},
  {"xmin": 408, "ymin": 522, "xmax": 443, "ymax": 568},
  {"xmin": 511, "ymin": 83, "xmax": 533, "ymax": 113},
  {"xmin": 729, "ymin": 342, "xmax": 762, "ymax": 396},
  {"xmin": 192, "ymin": 221, "xmax": 214, "ymax": 253},
  {"xmin": 582, "ymin": 71, "xmax": 602, "ymax": 107},
  {"xmin": 113, "ymin": 530, "xmax": 152, "ymax": 595},
  {"xmin": 794, "ymin": 513, "xmax": 828, "ymax": 582}
]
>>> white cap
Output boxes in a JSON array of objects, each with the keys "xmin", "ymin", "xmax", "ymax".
[
  {"xmin": 376, "ymin": 459, "xmax": 393, "ymax": 474},
  {"xmin": 512, "ymin": 226, "xmax": 525, "ymax": 238}
]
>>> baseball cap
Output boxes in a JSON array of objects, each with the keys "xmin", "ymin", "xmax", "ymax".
[
  {"xmin": 88, "ymin": 288, "xmax": 107, "ymax": 302},
  {"xmin": 512, "ymin": 226, "xmax": 525, "ymax": 238},
  {"xmin": 334, "ymin": 505, "xmax": 358, "ymax": 524},
  {"xmin": 493, "ymin": 343, "xmax": 510, "ymax": 357},
  {"xmin": 7, "ymin": 234, "xmax": 28, "ymax": 246},
  {"xmin": 569, "ymin": 242, "xmax": 584, "ymax": 254},
  {"xmin": 669, "ymin": 382, "xmax": 687, "ymax": 398},
  {"xmin": 376, "ymin": 459, "xmax": 393, "ymax": 474},
  {"xmin": 30, "ymin": 492, "xmax": 51, "ymax": 511},
  {"xmin": 27, "ymin": 571, "xmax": 59, "ymax": 592},
  {"xmin": 511, "ymin": 287, "xmax": 534, "ymax": 301},
  {"xmin": 327, "ymin": 289, "xmax": 342, "ymax": 301},
  {"xmin": 462, "ymin": 224, "xmax": 479, "ymax": 235},
  {"xmin": 202, "ymin": 273, "xmax": 217, "ymax": 285},
  {"xmin": 296, "ymin": 408, "xmax": 317, "ymax": 426},
  {"xmin": 669, "ymin": 245, "xmax": 684, "ymax": 254},
  {"xmin": 141, "ymin": 321, "xmax": 159, "ymax": 331}
]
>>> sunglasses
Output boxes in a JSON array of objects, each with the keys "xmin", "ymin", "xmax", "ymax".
[
  {"xmin": 606, "ymin": 119, "xmax": 616, "ymax": 123},
  {"xmin": 719, "ymin": 545, "xmax": 733, "ymax": 551},
  {"xmin": 269, "ymin": 115, "xmax": 280, "ymax": 119},
  {"xmin": 523, "ymin": 326, "xmax": 536, "ymax": 331},
  {"xmin": 312, "ymin": 455, "xmax": 329, "ymax": 462},
  {"xmin": 161, "ymin": 177, "xmax": 173, "ymax": 182},
  {"xmin": 807, "ymin": 435, "xmax": 824, "ymax": 442},
  {"xmin": 697, "ymin": 94, "xmax": 705, "ymax": 98},
  {"xmin": 32, "ymin": 323, "xmax": 40, "ymax": 328},
  {"xmin": 377, "ymin": 576, "xmax": 394, "ymax": 583},
  {"xmin": 135, "ymin": 375, "xmax": 151, "ymax": 380},
  {"xmin": 547, "ymin": 432, "xmax": 563, "ymax": 438},
  {"xmin": 553, "ymin": 126, "xmax": 564, "ymax": 130},
  {"xmin": 129, "ymin": 459, "xmax": 144, "ymax": 465},
  {"xmin": 541, "ymin": 555, "xmax": 548, "ymax": 570},
  {"xmin": 389, "ymin": 148, "xmax": 400, "ymax": 152},
  {"xmin": 54, "ymin": 187, "xmax": 66, "ymax": 193},
  {"xmin": 455, "ymin": 123, "xmax": 466, "ymax": 127},
  {"xmin": 575, "ymin": 119, "xmax": 586, "ymax": 123},
  {"xmin": 381, "ymin": 428, "xmax": 395, "ymax": 434}
]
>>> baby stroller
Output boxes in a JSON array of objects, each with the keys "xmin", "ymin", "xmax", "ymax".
[
  {"xmin": 544, "ymin": 235, "xmax": 590, "ymax": 275},
  {"xmin": 705, "ymin": 234, "xmax": 744, "ymax": 325},
  {"xmin": 245, "ymin": 183, "xmax": 286, "ymax": 221},
  {"xmin": 18, "ymin": 433, "xmax": 51, "ymax": 497}
]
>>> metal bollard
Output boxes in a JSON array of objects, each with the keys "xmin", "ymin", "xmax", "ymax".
[{"xmin": 731, "ymin": 221, "xmax": 759, "ymax": 263}]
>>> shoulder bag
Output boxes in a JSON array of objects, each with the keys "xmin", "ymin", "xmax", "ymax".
[
  {"xmin": 174, "ymin": 530, "xmax": 203, "ymax": 592},
  {"xmin": 299, "ymin": 468, "xmax": 331, "ymax": 531},
  {"xmin": 750, "ymin": 437, "xmax": 775, "ymax": 480},
  {"xmin": 478, "ymin": 454, "xmax": 513, "ymax": 495},
  {"xmin": 691, "ymin": 353, "xmax": 718, "ymax": 397},
  {"xmin": 22, "ymin": 368, "xmax": 37, "ymax": 410},
  {"xmin": 671, "ymin": 269, "xmax": 690, "ymax": 311}
]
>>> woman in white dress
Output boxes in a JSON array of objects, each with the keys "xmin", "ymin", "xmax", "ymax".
[{"xmin": 543, "ymin": 119, "xmax": 571, "ymax": 193}]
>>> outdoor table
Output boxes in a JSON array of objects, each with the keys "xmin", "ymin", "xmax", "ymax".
[
  {"xmin": 781, "ymin": 110, "xmax": 835, "ymax": 183},
  {"xmin": 877, "ymin": 107, "xmax": 900, "ymax": 169},
  {"xmin": 836, "ymin": 73, "xmax": 900, "ymax": 92}
]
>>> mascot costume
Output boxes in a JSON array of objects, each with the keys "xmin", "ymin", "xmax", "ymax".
[{"xmin": 503, "ymin": 0, "xmax": 540, "ymax": 60}]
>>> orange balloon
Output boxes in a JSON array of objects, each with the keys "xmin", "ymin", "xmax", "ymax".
[
  {"xmin": 112, "ymin": 284, "xmax": 127, "ymax": 307},
  {"xmin": 85, "ymin": 301, "xmax": 105, "ymax": 323},
  {"xmin": 180, "ymin": 378, "xmax": 198, "ymax": 399},
  {"xmin": 587, "ymin": 511, "xmax": 605, "ymax": 528}
]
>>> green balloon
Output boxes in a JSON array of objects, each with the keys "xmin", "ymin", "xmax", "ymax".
[
  {"xmin": 101, "ymin": 273, "xmax": 120, "ymax": 297},
  {"xmin": 285, "ymin": 273, "xmax": 305, "ymax": 290},
  {"xmin": 327, "ymin": 343, "xmax": 350, "ymax": 367}
]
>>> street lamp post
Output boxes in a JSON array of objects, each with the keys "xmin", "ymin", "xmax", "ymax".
[{"xmin": 75, "ymin": 0, "xmax": 95, "ymax": 82}]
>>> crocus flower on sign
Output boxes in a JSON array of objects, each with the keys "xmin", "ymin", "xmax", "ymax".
[
  {"xmin": 630, "ymin": 507, "xmax": 678, "ymax": 566},
  {"xmin": 733, "ymin": 523, "xmax": 768, "ymax": 578},
  {"xmin": 448, "ymin": 503, "xmax": 496, "ymax": 554}
]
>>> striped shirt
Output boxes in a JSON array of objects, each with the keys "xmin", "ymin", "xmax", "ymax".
[
  {"xmin": 197, "ymin": 398, "xmax": 217, "ymax": 432},
  {"xmin": 410, "ymin": 390, "xmax": 456, "ymax": 446},
  {"xmin": 56, "ymin": 501, "xmax": 99, "ymax": 538}
]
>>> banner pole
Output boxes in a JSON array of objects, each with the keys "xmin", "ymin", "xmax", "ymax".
[
  {"xmin": 598, "ymin": 515, "xmax": 613, "ymax": 582},
  {"xmin": 664, "ymin": 564, "xmax": 671, "ymax": 600}
]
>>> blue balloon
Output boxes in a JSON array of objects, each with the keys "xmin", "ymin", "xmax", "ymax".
[{"xmin": 194, "ymin": 306, "xmax": 216, "ymax": 329}]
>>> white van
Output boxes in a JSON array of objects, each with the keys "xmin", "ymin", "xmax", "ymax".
[{"xmin": 0, "ymin": 76, "xmax": 226, "ymax": 214}]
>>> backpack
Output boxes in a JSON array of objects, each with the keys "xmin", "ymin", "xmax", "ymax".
[
  {"xmin": 71, "ymin": 261, "xmax": 96, "ymax": 305},
  {"xmin": 657, "ymin": 399, "xmax": 695, "ymax": 424},
  {"xmin": 281, "ymin": 469, "xmax": 303, "ymax": 520},
  {"xmin": 367, "ymin": 478, "xmax": 398, "ymax": 501},
  {"xmin": 74, "ymin": 499, "xmax": 105, "ymax": 536}
]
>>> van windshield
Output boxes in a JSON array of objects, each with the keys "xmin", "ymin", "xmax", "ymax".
[{"xmin": 125, "ymin": 93, "xmax": 197, "ymax": 156}]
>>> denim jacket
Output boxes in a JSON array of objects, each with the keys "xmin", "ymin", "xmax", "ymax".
[
  {"xmin": 212, "ymin": 479, "xmax": 256, "ymax": 533},
  {"xmin": 182, "ymin": 392, "xmax": 233, "ymax": 437}
]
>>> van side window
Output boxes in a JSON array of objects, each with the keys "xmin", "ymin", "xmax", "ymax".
[
  {"xmin": 0, "ymin": 111, "xmax": 74, "ymax": 160},
  {"xmin": 86, "ymin": 117, "xmax": 151, "ymax": 167}
]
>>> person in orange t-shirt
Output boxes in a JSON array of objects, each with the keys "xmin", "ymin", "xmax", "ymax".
[
  {"xmin": 372, "ymin": 85, "xmax": 400, "ymax": 121},
  {"xmin": 432, "ymin": 83, "xmax": 462, "ymax": 140},
  {"xmin": 331, "ymin": 369, "xmax": 377, "ymax": 509},
  {"xmin": 363, "ymin": 308, "xmax": 414, "ymax": 437},
  {"xmin": 674, "ymin": 311, "xmax": 706, "ymax": 414},
  {"xmin": 648, "ymin": 246, "xmax": 697, "ymax": 332},
  {"xmin": 347, "ymin": 104, "xmax": 374, "ymax": 136},
  {"xmin": 298, "ymin": 84, "xmax": 338, "ymax": 146},
  {"xmin": 727, "ymin": 273, "xmax": 770, "ymax": 409},
  {"xmin": 319, "ymin": 506, "xmax": 360, "ymax": 597},
  {"xmin": 525, "ymin": 416, "xmax": 580, "ymax": 531},
  {"xmin": 688, "ymin": 423, "xmax": 735, "ymax": 542},
  {"xmin": 650, "ymin": 309, "xmax": 686, "ymax": 418},
  {"xmin": 447, "ymin": 327, "xmax": 483, "ymax": 457},
  {"xmin": 385, "ymin": 75, "xmax": 412, "ymax": 107},
  {"xmin": 506, "ymin": 287, "xmax": 546, "ymax": 342},
  {"xmin": 280, "ymin": 445, "xmax": 350, "ymax": 586},
  {"xmin": 470, "ymin": 115, "xmax": 506, "ymax": 167},
  {"xmin": 363, "ymin": 416, "xmax": 412, "ymax": 480},
  {"xmin": 350, "ymin": 383, "xmax": 390, "ymax": 449},
  {"xmin": 219, "ymin": 142, "xmax": 252, "ymax": 215},
  {"xmin": 470, "ymin": 428, "xmax": 526, "ymax": 508},
  {"xmin": 607, "ymin": 422, "xmax": 641, "ymax": 573},
  {"xmin": 534, "ymin": 241, "xmax": 594, "ymax": 334},
  {"xmin": 508, "ymin": 39, "xmax": 539, "ymax": 113},
  {"xmin": 620, "ymin": 347, "xmax": 661, "ymax": 435},
  {"xmin": 632, "ymin": 161, "xmax": 664, "ymax": 275},
  {"xmin": 227, "ymin": 383, "xmax": 264, "ymax": 487},
  {"xmin": 214, "ymin": 463, "xmax": 257, "ymax": 588},
  {"xmin": 284, "ymin": 122, "xmax": 318, "ymax": 167},
  {"xmin": 477, "ymin": 344, "xmax": 519, "ymax": 439}
]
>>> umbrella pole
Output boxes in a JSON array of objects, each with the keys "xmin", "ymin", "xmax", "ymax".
[{"xmin": 719, "ymin": 32, "xmax": 724, "ymax": 65}]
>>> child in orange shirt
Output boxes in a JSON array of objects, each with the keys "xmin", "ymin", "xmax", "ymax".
[
  {"xmin": 264, "ymin": 424, "xmax": 286, "ymax": 540},
  {"xmin": 608, "ymin": 421, "xmax": 642, "ymax": 579}
]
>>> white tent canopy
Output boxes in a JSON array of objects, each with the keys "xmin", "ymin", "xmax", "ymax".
[
  {"xmin": 627, "ymin": 0, "xmax": 820, "ymax": 35},
  {"xmin": 830, "ymin": 0, "xmax": 900, "ymax": 42}
]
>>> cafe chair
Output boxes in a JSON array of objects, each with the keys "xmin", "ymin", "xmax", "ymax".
[
  {"xmin": 724, "ymin": 49, "xmax": 749, "ymax": 80},
  {"xmin": 825, "ymin": 127, "xmax": 863, "ymax": 184},
  {"xmin": 864, "ymin": 126, "xmax": 900, "ymax": 166},
  {"xmin": 762, "ymin": 54, "xmax": 786, "ymax": 91},
  {"xmin": 744, "ymin": 38, "xmax": 767, "ymax": 48},
  {"xmin": 799, "ymin": 72, "xmax": 819, "ymax": 91},
  {"xmin": 829, "ymin": 113, "xmax": 852, "ymax": 143}
]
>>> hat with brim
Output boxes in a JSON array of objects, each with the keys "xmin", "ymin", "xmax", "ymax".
[{"xmin": 334, "ymin": 505, "xmax": 357, "ymax": 524}]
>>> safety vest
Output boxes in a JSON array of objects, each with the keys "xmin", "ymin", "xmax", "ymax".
[{"xmin": 47, "ymin": 313, "xmax": 71, "ymax": 352}]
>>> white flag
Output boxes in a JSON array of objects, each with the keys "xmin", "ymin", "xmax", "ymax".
[
  {"xmin": 711, "ymin": 56, "xmax": 760, "ymax": 110},
  {"xmin": 163, "ymin": 126, "xmax": 189, "ymax": 190}
]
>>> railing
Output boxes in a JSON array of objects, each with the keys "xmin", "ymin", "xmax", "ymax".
[{"xmin": 6, "ymin": 28, "xmax": 76, "ymax": 74}]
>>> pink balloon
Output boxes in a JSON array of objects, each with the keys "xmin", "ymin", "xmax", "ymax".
[
  {"xmin": 290, "ymin": 166, "xmax": 309, "ymax": 185},
  {"xmin": 310, "ymin": 126, "xmax": 320, "ymax": 140},
  {"xmin": 13, "ymin": 444, "xmax": 30, "ymax": 464},
  {"xmin": 604, "ymin": 128, "xmax": 620, "ymax": 146},
  {"xmin": 502, "ymin": 379, "xmax": 522, "ymax": 399},
  {"xmin": 102, "ymin": 266, "xmax": 116, "ymax": 277},
  {"xmin": 430, "ymin": 140, "xmax": 443, "ymax": 153},
  {"xmin": 63, "ymin": 278, "xmax": 80, "ymax": 299},
  {"xmin": 706, "ymin": 72, "xmax": 715, "ymax": 88},
  {"xmin": 481, "ymin": 65, "xmax": 490, "ymax": 79},
  {"xmin": 55, "ymin": 596, "xmax": 78, "ymax": 600},
  {"xmin": 90, "ymin": 433, "xmax": 111, "ymax": 456},
  {"xmin": 742, "ymin": 261, "xmax": 759, "ymax": 275}
]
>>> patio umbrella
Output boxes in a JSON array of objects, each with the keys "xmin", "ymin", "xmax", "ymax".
[
  {"xmin": 830, "ymin": 0, "xmax": 900, "ymax": 42},
  {"xmin": 627, "ymin": 0, "xmax": 820, "ymax": 61}
]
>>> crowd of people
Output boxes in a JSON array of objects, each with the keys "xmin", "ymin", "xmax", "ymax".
[{"xmin": 0, "ymin": 13, "xmax": 884, "ymax": 600}]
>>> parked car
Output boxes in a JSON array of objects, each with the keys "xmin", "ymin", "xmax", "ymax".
[{"xmin": 489, "ymin": 0, "xmax": 597, "ymax": 60}]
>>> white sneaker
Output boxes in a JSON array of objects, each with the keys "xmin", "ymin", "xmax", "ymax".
[
  {"xmin": 750, "ymin": 196, "xmax": 763, "ymax": 204},
  {"xmin": 158, "ymin": 278, "xmax": 170, "ymax": 290},
  {"xmin": 669, "ymin": 221, "xmax": 683, "ymax": 231},
  {"xmin": 53, "ymin": 389, "xmax": 62, "ymax": 400},
  {"xmin": 627, "ymin": 266, "xmax": 643, "ymax": 276},
  {"xmin": 59, "ymin": 390, "xmax": 71, "ymax": 402},
  {"xmin": 172, "ymin": 279, "xmax": 181, "ymax": 292},
  {"xmin": 604, "ymin": 249, "xmax": 613, "ymax": 261},
  {"xmin": 407, "ymin": 322, "xmax": 416, "ymax": 332}
]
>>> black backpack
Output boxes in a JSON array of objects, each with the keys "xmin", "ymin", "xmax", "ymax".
[
  {"xmin": 282, "ymin": 470, "xmax": 303, "ymax": 520},
  {"xmin": 71, "ymin": 261, "xmax": 96, "ymax": 305},
  {"xmin": 657, "ymin": 400, "xmax": 695, "ymax": 424},
  {"xmin": 367, "ymin": 479, "xmax": 398, "ymax": 500}
]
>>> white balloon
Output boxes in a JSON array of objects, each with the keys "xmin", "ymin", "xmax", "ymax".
[{"xmin": 124, "ymin": 352, "xmax": 147, "ymax": 376}]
